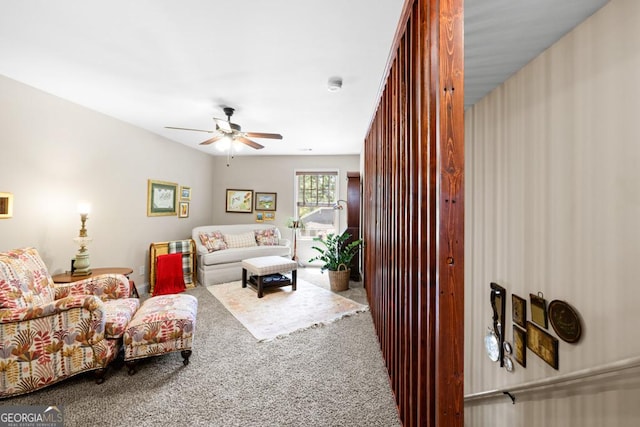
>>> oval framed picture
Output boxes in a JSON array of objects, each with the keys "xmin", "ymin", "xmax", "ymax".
[{"xmin": 548, "ymin": 300, "xmax": 582, "ymax": 343}]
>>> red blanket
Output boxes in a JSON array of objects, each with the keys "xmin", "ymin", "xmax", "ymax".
[{"xmin": 154, "ymin": 253, "xmax": 186, "ymax": 296}]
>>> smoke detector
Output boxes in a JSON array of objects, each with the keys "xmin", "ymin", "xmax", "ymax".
[{"xmin": 327, "ymin": 76, "xmax": 343, "ymax": 92}]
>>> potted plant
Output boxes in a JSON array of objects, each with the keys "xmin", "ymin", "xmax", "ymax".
[{"xmin": 308, "ymin": 232, "xmax": 364, "ymax": 291}]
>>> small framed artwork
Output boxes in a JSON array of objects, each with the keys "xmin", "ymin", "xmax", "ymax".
[
  {"xmin": 226, "ymin": 189, "xmax": 253, "ymax": 213},
  {"xmin": 147, "ymin": 180, "xmax": 178, "ymax": 216},
  {"xmin": 264, "ymin": 212, "xmax": 275, "ymax": 221},
  {"xmin": 179, "ymin": 202, "xmax": 189, "ymax": 218},
  {"xmin": 512, "ymin": 294, "xmax": 526, "ymax": 328},
  {"xmin": 513, "ymin": 325, "xmax": 526, "ymax": 368},
  {"xmin": 0, "ymin": 192, "xmax": 13, "ymax": 219},
  {"xmin": 181, "ymin": 186, "xmax": 191, "ymax": 200},
  {"xmin": 255, "ymin": 212, "xmax": 264, "ymax": 222},
  {"xmin": 530, "ymin": 292, "xmax": 548, "ymax": 329},
  {"xmin": 527, "ymin": 321, "xmax": 559, "ymax": 370},
  {"xmin": 255, "ymin": 192, "xmax": 277, "ymax": 211}
]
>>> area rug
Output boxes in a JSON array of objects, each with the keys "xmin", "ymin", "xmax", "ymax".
[{"xmin": 207, "ymin": 279, "xmax": 368, "ymax": 342}]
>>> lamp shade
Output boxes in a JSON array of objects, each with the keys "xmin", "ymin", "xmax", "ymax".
[{"xmin": 77, "ymin": 202, "xmax": 91, "ymax": 215}]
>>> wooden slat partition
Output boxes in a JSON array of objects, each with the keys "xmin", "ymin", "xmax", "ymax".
[{"xmin": 363, "ymin": 0, "xmax": 464, "ymax": 425}]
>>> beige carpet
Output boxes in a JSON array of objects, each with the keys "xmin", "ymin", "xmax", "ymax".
[{"xmin": 207, "ymin": 278, "xmax": 368, "ymax": 341}]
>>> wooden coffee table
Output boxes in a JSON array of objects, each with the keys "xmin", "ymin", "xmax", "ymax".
[{"xmin": 52, "ymin": 267, "xmax": 138, "ymax": 297}]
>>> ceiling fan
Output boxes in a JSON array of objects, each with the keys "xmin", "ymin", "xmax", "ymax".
[{"xmin": 165, "ymin": 107, "xmax": 283, "ymax": 150}]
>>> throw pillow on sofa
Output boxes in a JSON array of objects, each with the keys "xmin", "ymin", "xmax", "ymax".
[
  {"xmin": 224, "ymin": 232, "xmax": 258, "ymax": 249},
  {"xmin": 255, "ymin": 228, "xmax": 279, "ymax": 246},
  {"xmin": 199, "ymin": 231, "xmax": 228, "ymax": 252}
]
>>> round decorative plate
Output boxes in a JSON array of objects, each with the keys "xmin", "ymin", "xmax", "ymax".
[
  {"xmin": 503, "ymin": 341, "xmax": 512, "ymax": 355},
  {"xmin": 485, "ymin": 329, "xmax": 500, "ymax": 362},
  {"xmin": 548, "ymin": 300, "xmax": 582, "ymax": 343},
  {"xmin": 504, "ymin": 356, "xmax": 514, "ymax": 372}
]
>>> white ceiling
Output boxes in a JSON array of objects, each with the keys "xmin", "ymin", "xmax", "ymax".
[{"xmin": 0, "ymin": 0, "xmax": 609, "ymax": 157}]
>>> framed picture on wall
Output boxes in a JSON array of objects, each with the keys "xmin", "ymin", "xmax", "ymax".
[
  {"xmin": 255, "ymin": 192, "xmax": 277, "ymax": 211},
  {"xmin": 226, "ymin": 189, "xmax": 253, "ymax": 213},
  {"xmin": 0, "ymin": 192, "xmax": 13, "ymax": 219},
  {"xmin": 530, "ymin": 292, "xmax": 548, "ymax": 329},
  {"xmin": 147, "ymin": 179, "xmax": 178, "ymax": 216},
  {"xmin": 526, "ymin": 321, "xmax": 558, "ymax": 370},
  {"xmin": 512, "ymin": 294, "xmax": 526, "ymax": 328},
  {"xmin": 180, "ymin": 186, "xmax": 191, "ymax": 200},
  {"xmin": 179, "ymin": 202, "xmax": 189, "ymax": 218},
  {"xmin": 513, "ymin": 325, "xmax": 526, "ymax": 368}
]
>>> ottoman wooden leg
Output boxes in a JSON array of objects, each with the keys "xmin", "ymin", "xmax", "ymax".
[
  {"xmin": 292, "ymin": 269, "xmax": 297, "ymax": 291},
  {"xmin": 258, "ymin": 276, "xmax": 264, "ymax": 298},
  {"xmin": 126, "ymin": 361, "xmax": 138, "ymax": 375},
  {"xmin": 242, "ymin": 268, "xmax": 247, "ymax": 288},
  {"xmin": 181, "ymin": 350, "xmax": 192, "ymax": 366}
]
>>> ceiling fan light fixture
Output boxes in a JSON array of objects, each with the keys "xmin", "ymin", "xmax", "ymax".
[
  {"xmin": 216, "ymin": 136, "xmax": 232, "ymax": 152},
  {"xmin": 327, "ymin": 76, "xmax": 342, "ymax": 92},
  {"xmin": 232, "ymin": 140, "xmax": 244, "ymax": 152}
]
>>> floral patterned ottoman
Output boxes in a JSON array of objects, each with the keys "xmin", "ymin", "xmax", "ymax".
[{"xmin": 123, "ymin": 293, "xmax": 197, "ymax": 374}]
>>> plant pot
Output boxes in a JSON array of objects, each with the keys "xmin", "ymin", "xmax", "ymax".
[{"xmin": 328, "ymin": 265, "xmax": 350, "ymax": 292}]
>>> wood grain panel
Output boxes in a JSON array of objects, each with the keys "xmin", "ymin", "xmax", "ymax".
[{"xmin": 363, "ymin": 0, "xmax": 464, "ymax": 425}]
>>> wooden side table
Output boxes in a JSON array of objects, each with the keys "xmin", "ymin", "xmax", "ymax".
[{"xmin": 52, "ymin": 267, "xmax": 138, "ymax": 298}]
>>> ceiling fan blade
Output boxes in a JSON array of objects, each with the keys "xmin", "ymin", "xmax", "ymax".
[
  {"xmin": 214, "ymin": 117, "xmax": 232, "ymax": 132},
  {"xmin": 199, "ymin": 134, "xmax": 225, "ymax": 145},
  {"xmin": 165, "ymin": 126, "xmax": 213, "ymax": 133},
  {"xmin": 245, "ymin": 132, "xmax": 283, "ymax": 140},
  {"xmin": 236, "ymin": 136, "xmax": 264, "ymax": 150}
]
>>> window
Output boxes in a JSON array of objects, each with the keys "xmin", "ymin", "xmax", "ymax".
[{"xmin": 295, "ymin": 171, "xmax": 338, "ymax": 238}]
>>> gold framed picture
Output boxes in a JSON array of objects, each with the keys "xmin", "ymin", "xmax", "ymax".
[
  {"xmin": 179, "ymin": 202, "xmax": 189, "ymax": 218},
  {"xmin": 526, "ymin": 321, "xmax": 558, "ymax": 370},
  {"xmin": 530, "ymin": 292, "xmax": 548, "ymax": 329},
  {"xmin": 180, "ymin": 186, "xmax": 191, "ymax": 200},
  {"xmin": 513, "ymin": 325, "xmax": 526, "ymax": 368},
  {"xmin": 0, "ymin": 192, "xmax": 13, "ymax": 219},
  {"xmin": 226, "ymin": 189, "xmax": 253, "ymax": 213},
  {"xmin": 147, "ymin": 180, "xmax": 178, "ymax": 216},
  {"xmin": 512, "ymin": 294, "xmax": 526, "ymax": 328}
]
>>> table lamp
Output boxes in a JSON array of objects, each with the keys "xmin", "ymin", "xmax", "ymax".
[{"xmin": 72, "ymin": 202, "xmax": 93, "ymax": 276}]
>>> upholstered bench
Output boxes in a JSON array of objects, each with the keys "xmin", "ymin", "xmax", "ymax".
[
  {"xmin": 241, "ymin": 255, "xmax": 297, "ymax": 298},
  {"xmin": 123, "ymin": 293, "xmax": 198, "ymax": 374}
]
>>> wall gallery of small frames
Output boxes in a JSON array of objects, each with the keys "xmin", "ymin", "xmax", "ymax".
[{"xmin": 486, "ymin": 283, "xmax": 583, "ymax": 373}]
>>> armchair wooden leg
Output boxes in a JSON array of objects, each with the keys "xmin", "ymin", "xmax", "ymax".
[
  {"xmin": 181, "ymin": 350, "xmax": 192, "ymax": 366},
  {"xmin": 94, "ymin": 368, "xmax": 106, "ymax": 384}
]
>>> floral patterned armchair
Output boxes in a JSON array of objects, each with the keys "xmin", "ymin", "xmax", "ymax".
[{"xmin": 0, "ymin": 247, "xmax": 139, "ymax": 398}]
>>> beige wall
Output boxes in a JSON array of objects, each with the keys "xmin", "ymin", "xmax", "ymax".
[
  {"xmin": 210, "ymin": 155, "xmax": 360, "ymax": 265},
  {"xmin": 0, "ymin": 74, "xmax": 216, "ymax": 290},
  {"xmin": 0, "ymin": 73, "xmax": 360, "ymax": 291},
  {"xmin": 464, "ymin": 0, "xmax": 640, "ymax": 425}
]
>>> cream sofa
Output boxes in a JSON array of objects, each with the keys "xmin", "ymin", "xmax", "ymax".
[{"xmin": 192, "ymin": 224, "xmax": 291, "ymax": 286}]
